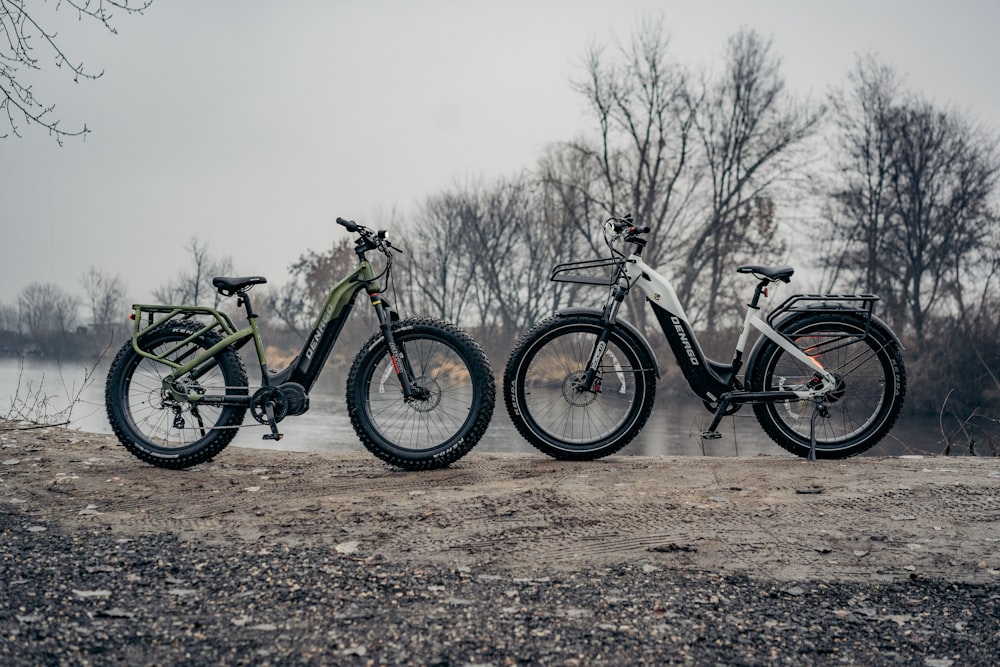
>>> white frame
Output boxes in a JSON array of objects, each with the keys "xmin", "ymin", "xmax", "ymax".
[{"xmin": 621, "ymin": 252, "xmax": 839, "ymax": 399}]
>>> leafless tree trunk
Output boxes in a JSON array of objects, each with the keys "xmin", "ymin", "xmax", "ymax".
[
  {"xmin": 826, "ymin": 55, "xmax": 900, "ymax": 300},
  {"xmin": 548, "ymin": 18, "xmax": 702, "ymax": 332},
  {"xmin": 153, "ymin": 238, "xmax": 233, "ymax": 308},
  {"xmin": 886, "ymin": 101, "xmax": 999, "ymax": 343},
  {"xmin": 80, "ymin": 266, "xmax": 126, "ymax": 342},
  {"xmin": 17, "ymin": 282, "xmax": 79, "ymax": 337},
  {"xmin": 825, "ymin": 55, "xmax": 999, "ymax": 343},
  {"xmin": 681, "ymin": 29, "xmax": 824, "ymax": 328}
]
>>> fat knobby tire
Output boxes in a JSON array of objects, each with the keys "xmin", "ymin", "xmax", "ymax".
[
  {"xmin": 345, "ymin": 318, "xmax": 495, "ymax": 470},
  {"xmin": 748, "ymin": 311, "xmax": 906, "ymax": 459},
  {"xmin": 105, "ymin": 321, "xmax": 249, "ymax": 469},
  {"xmin": 503, "ymin": 314, "xmax": 657, "ymax": 460}
]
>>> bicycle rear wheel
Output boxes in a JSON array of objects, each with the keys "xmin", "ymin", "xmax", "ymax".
[
  {"xmin": 748, "ymin": 312, "xmax": 905, "ymax": 459},
  {"xmin": 346, "ymin": 318, "xmax": 495, "ymax": 470},
  {"xmin": 105, "ymin": 321, "xmax": 249, "ymax": 469},
  {"xmin": 503, "ymin": 314, "xmax": 656, "ymax": 460}
]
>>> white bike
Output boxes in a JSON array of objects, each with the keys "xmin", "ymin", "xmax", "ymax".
[{"xmin": 503, "ymin": 215, "xmax": 906, "ymax": 461}]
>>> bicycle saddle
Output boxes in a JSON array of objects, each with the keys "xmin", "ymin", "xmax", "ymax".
[
  {"xmin": 736, "ymin": 264, "xmax": 794, "ymax": 283},
  {"xmin": 212, "ymin": 276, "xmax": 268, "ymax": 296}
]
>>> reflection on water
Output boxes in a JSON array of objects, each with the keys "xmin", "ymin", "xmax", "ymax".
[{"xmin": 0, "ymin": 358, "xmax": 957, "ymax": 458}]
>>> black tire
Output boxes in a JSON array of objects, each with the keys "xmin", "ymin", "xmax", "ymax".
[
  {"xmin": 105, "ymin": 321, "xmax": 249, "ymax": 469},
  {"xmin": 346, "ymin": 318, "xmax": 495, "ymax": 470},
  {"xmin": 503, "ymin": 314, "xmax": 656, "ymax": 460},
  {"xmin": 748, "ymin": 312, "xmax": 906, "ymax": 459}
]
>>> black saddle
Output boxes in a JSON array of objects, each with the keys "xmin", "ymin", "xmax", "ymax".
[
  {"xmin": 212, "ymin": 276, "xmax": 268, "ymax": 296},
  {"xmin": 736, "ymin": 264, "xmax": 794, "ymax": 283}
]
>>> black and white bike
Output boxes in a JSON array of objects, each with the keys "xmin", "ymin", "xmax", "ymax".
[{"xmin": 504, "ymin": 215, "xmax": 906, "ymax": 461}]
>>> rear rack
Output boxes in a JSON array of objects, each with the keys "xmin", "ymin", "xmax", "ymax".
[
  {"xmin": 550, "ymin": 257, "xmax": 623, "ymax": 286},
  {"xmin": 766, "ymin": 294, "xmax": 880, "ymax": 358},
  {"xmin": 129, "ymin": 304, "xmax": 248, "ymax": 366},
  {"xmin": 132, "ymin": 304, "xmax": 241, "ymax": 339},
  {"xmin": 766, "ymin": 293, "xmax": 879, "ymax": 328}
]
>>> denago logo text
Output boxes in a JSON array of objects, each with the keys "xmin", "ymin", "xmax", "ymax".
[{"xmin": 670, "ymin": 316, "xmax": 700, "ymax": 366}]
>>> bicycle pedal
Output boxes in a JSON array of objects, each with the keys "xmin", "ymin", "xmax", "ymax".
[
  {"xmin": 262, "ymin": 432, "xmax": 284, "ymax": 441},
  {"xmin": 701, "ymin": 431, "xmax": 723, "ymax": 440}
]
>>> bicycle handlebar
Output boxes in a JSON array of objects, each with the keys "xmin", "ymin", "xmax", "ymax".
[
  {"xmin": 336, "ymin": 216, "xmax": 403, "ymax": 256},
  {"xmin": 606, "ymin": 215, "xmax": 649, "ymax": 235},
  {"xmin": 336, "ymin": 216, "xmax": 360, "ymax": 232}
]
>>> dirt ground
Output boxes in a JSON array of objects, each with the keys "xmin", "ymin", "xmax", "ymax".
[{"xmin": 3, "ymin": 425, "xmax": 999, "ymax": 584}]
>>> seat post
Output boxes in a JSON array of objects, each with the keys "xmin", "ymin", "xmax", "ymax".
[
  {"xmin": 748, "ymin": 279, "xmax": 770, "ymax": 309},
  {"xmin": 238, "ymin": 291, "xmax": 258, "ymax": 320}
]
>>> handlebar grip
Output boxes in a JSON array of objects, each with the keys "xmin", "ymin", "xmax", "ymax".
[{"xmin": 336, "ymin": 217, "xmax": 359, "ymax": 232}]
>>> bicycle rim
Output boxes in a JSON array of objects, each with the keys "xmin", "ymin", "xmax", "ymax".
[
  {"xmin": 122, "ymin": 341, "xmax": 235, "ymax": 451},
  {"xmin": 517, "ymin": 326, "xmax": 645, "ymax": 448},
  {"xmin": 762, "ymin": 324, "xmax": 893, "ymax": 447},
  {"xmin": 360, "ymin": 333, "xmax": 477, "ymax": 453}
]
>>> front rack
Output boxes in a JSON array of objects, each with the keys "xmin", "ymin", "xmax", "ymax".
[{"xmin": 550, "ymin": 257, "xmax": 624, "ymax": 286}]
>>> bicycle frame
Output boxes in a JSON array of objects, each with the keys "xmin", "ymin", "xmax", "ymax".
[
  {"xmin": 578, "ymin": 251, "xmax": 840, "ymax": 407},
  {"xmin": 128, "ymin": 259, "xmax": 388, "ymax": 404}
]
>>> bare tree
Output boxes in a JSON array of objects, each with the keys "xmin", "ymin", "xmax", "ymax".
[
  {"xmin": 402, "ymin": 189, "xmax": 481, "ymax": 326},
  {"xmin": 1, "ymin": 0, "xmax": 153, "ymax": 142},
  {"xmin": 80, "ymin": 266, "xmax": 126, "ymax": 339},
  {"xmin": 0, "ymin": 301, "xmax": 18, "ymax": 331},
  {"xmin": 826, "ymin": 56, "xmax": 1000, "ymax": 342},
  {"xmin": 825, "ymin": 55, "xmax": 901, "ymax": 299},
  {"xmin": 681, "ymin": 29, "xmax": 824, "ymax": 328},
  {"xmin": 400, "ymin": 174, "xmax": 598, "ymax": 358},
  {"xmin": 267, "ymin": 237, "xmax": 359, "ymax": 335},
  {"xmin": 569, "ymin": 19, "xmax": 701, "ymax": 260},
  {"xmin": 17, "ymin": 282, "xmax": 79, "ymax": 336},
  {"xmin": 548, "ymin": 18, "xmax": 702, "ymax": 332},
  {"xmin": 885, "ymin": 100, "xmax": 999, "ymax": 342},
  {"xmin": 153, "ymin": 238, "xmax": 233, "ymax": 308}
]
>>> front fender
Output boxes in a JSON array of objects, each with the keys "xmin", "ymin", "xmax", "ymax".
[{"xmin": 554, "ymin": 307, "xmax": 660, "ymax": 377}]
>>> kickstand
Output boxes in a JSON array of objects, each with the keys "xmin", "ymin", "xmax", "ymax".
[
  {"xmin": 807, "ymin": 397, "xmax": 828, "ymax": 462},
  {"xmin": 261, "ymin": 400, "xmax": 284, "ymax": 441}
]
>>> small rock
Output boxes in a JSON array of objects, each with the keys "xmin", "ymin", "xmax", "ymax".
[
  {"xmin": 335, "ymin": 540, "xmax": 359, "ymax": 555},
  {"xmin": 250, "ymin": 623, "xmax": 278, "ymax": 631},
  {"xmin": 73, "ymin": 589, "xmax": 112, "ymax": 599},
  {"xmin": 167, "ymin": 588, "xmax": 198, "ymax": 596}
]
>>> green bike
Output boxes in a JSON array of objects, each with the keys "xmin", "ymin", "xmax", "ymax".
[{"xmin": 105, "ymin": 218, "xmax": 495, "ymax": 470}]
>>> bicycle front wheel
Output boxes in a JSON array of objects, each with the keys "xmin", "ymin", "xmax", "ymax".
[
  {"xmin": 748, "ymin": 312, "xmax": 906, "ymax": 459},
  {"xmin": 346, "ymin": 318, "xmax": 495, "ymax": 470},
  {"xmin": 503, "ymin": 314, "xmax": 656, "ymax": 460},
  {"xmin": 105, "ymin": 321, "xmax": 249, "ymax": 469}
]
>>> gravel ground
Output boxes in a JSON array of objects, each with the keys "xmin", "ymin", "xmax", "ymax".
[
  {"xmin": 2, "ymin": 425, "xmax": 999, "ymax": 665},
  {"xmin": 3, "ymin": 516, "xmax": 998, "ymax": 666}
]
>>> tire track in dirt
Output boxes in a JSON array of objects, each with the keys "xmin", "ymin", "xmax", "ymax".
[{"xmin": 4, "ymin": 427, "xmax": 1000, "ymax": 582}]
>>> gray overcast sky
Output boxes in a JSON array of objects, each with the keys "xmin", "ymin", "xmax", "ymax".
[{"xmin": 3, "ymin": 0, "xmax": 998, "ymax": 307}]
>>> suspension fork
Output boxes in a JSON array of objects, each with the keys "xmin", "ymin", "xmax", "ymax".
[
  {"xmin": 368, "ymin": 291, "xmax": 422, "ymax": 400},
  {"xmin": 578, "ymin": 284, "xmax": 628, "ymax": 392}
]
